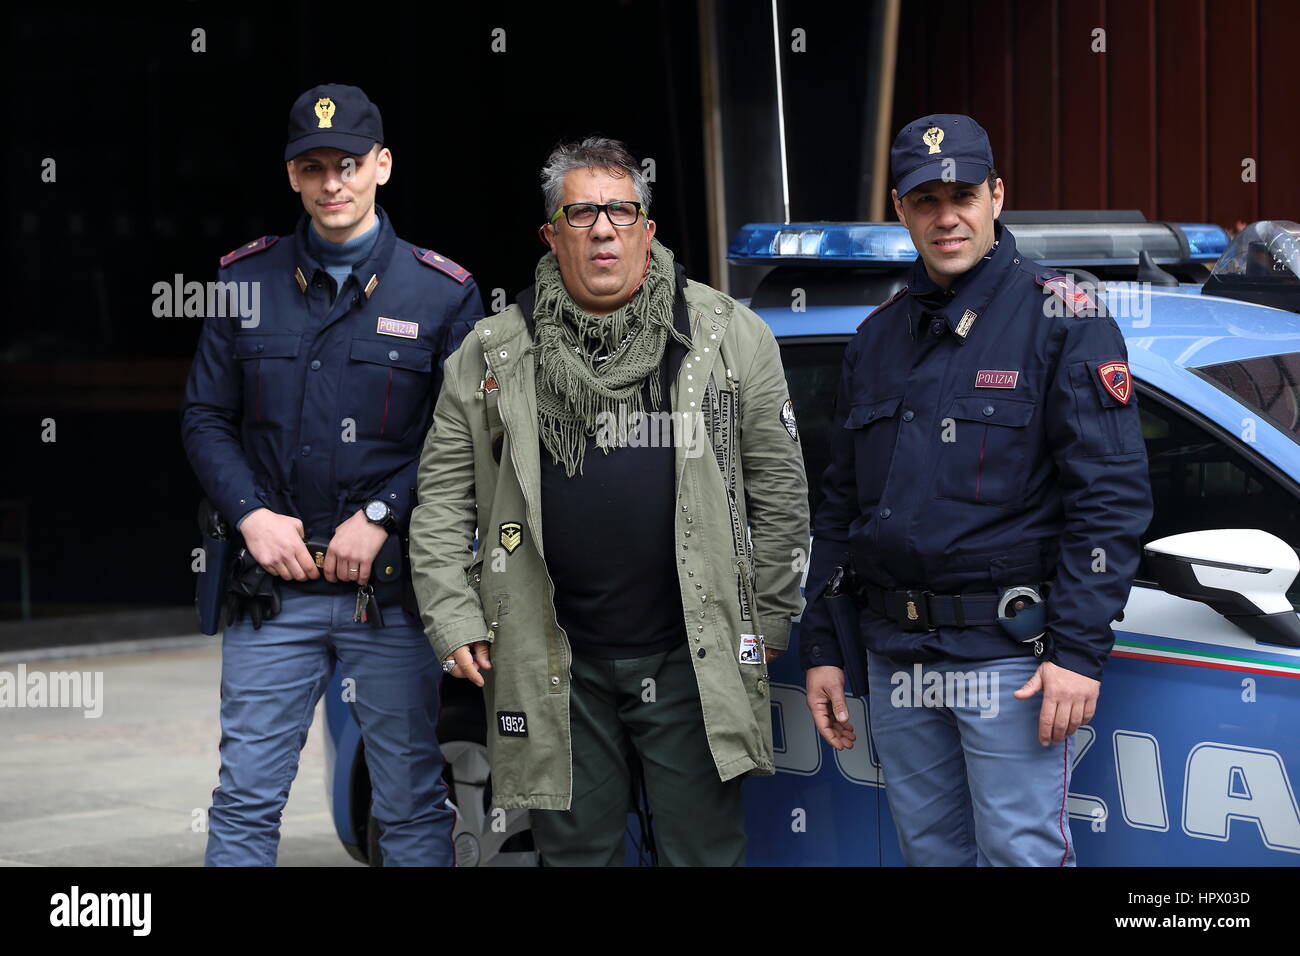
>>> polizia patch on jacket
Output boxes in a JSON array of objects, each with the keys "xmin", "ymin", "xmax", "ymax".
[
  {"xmin": 376, "ymin": 316, "xmax": 419, "ymax": 338},
  {"xmin": 780, "ymin": 399, "xmax": 799, "ymax": 441}
]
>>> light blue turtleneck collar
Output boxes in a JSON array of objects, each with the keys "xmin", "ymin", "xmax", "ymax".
[{"xmin": 304, "ymin": 215, "xmax": 381, "ymax": 300}]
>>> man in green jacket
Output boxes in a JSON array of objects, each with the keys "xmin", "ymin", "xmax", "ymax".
[{"xmin": 409, "ymin": 136, "xmax": 809, "ymax": 865}]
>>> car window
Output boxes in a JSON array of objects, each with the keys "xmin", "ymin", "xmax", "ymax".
[
  {"xmin": 778, "ymin": 337, "xmax": 850, "ymax": 519},
  {"xmin": 1195, "ymin": 353, "xmax": 1300, "ymax": 444},
  {"xmin": 1138, "ymin": 394, "xmax": 1300, "ymax": 604}
]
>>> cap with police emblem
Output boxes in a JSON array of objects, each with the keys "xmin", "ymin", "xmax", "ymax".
[
  {"xmin": 891, "ymin": 113, "xmax": 993, "ymax": 198},
  {"xmin": 284, "ymin": 83, "xmax": 384, "ymax": 162}
]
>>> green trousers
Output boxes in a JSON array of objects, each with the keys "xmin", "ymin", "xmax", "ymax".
[{"xmin": 529, "ymin": 641, "xmax": 746, "ymax": 866}]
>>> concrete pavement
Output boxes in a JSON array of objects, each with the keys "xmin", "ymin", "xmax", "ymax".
[{"xmin": 0, "ymin": 642, "xmax": 364, "ymax": 867}]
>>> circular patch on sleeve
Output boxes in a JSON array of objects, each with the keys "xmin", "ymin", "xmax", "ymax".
[{"xmin": 780, "ymin": 399, "xmax": 799, "ymax": 441}]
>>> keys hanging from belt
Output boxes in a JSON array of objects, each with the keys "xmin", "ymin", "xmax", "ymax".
[{"xmin": 353, "ymin": 584, "xmax": 384, "ymax": 627}]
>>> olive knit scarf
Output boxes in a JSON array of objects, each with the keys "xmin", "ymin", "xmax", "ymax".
[{"xmin": 532, "ymin": 238, "xmax": 693, "ymax": 476}]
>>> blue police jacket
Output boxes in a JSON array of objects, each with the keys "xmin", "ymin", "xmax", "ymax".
[
  {"xmin": 181, "ymin": 205, "xmax": 483, "ymax": 568},
  {"xmin": 801, "ymin": 222, "xmax": 1153, "ymax": 682}
]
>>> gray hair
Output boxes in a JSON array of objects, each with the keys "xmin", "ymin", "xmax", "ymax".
[{"xmin": 540, "ymin": 136, "xmax": 651, "ymax": 220}]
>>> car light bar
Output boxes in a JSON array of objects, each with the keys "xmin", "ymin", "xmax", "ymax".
[
  {"xmin": 728, "ymin": 223, "xmax": 917, "ymax": 265},
  {"xmin": 727, "ymin": 220, "xmax": 1229, "ymax": 266}
]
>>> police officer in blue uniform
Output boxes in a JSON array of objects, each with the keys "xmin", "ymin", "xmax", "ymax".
[
  {"xmin": 181, "ymin": 83, "xmax": 484, "ymax": 866},
  {"xmin": 801, "ymin": 114, "xmax": 1153, "ymax": 866}
]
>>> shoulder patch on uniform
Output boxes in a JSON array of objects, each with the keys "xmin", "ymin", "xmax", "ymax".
[
  {"xmin": 858, "ymin": 287, "xmax": 908, "ymax": 330},
  {"xmin": 1097, "ymin": 361, "xmax": 1132, "ymax": 403},
  {"xmin": 413, "ymin": 247, "xmax": 471, "ymax": 285},
  {"xmin": 219, "ymin": 235, "xmax": 279, "ymax": 268},
  {"xmin": 1037, "ymin": 273, "xmax": 1096, "ymax": 317}
]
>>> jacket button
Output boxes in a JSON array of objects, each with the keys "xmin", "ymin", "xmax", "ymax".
[
  {"xmin": 551, "ymin": 676, "xmax": 560, "ymax": 685},
  {"xmin": 697, "ymin": 647, "xmax": 706, "ymax": 657},
  {"xmin": 902, "ymin": 410, "xmax": 914, "ymax": 422},
  {"xmin": 255, "ymin": 343, "xmax": 265, "ymax": 352},
  {"xmin": 310, "ymin": 359, "xmax": 321, "ymax": 370},
  {"xmin": 930, "ymin": 321, "xmax": 944, "ymax": 335},
  {"xmin": 880, "ymin": 508, "xmax": 891, "ymax": 519},
  {"xmin": 982, "ymin": 405, "xmax": 995, "ymax": 416},
  {"xmin": 812, "ymin": 646, "xmax": 822, "ymax": 658},
  {"xmin": 388, "ymin": 350, "xmax": 399, "ymax": 361},
  {"xmin": 301, "ymin": 445, "xmax": 312, "ymax": 456}
]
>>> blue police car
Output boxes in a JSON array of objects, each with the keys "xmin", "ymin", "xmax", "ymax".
[{"xmin": 326, "ymin": 215, "xmax": 1300, "ymax": 866}]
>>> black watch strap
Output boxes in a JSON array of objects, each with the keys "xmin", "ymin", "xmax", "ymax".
[{"xmin": 364, "ymin": 499, "xmax": 397, "ymax": 532}]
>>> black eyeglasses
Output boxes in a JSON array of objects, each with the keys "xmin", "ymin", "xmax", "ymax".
[{"xmin": 549, "ymin": 200, "xmax": 646, "ymax": 228}]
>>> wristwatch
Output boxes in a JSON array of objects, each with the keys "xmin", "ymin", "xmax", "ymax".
[{"xmin": 363, "ymin": 499, "xmax": 397, "ymax": 533}]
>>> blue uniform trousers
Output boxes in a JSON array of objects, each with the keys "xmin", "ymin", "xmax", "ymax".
[
  {"xmin": 204, "ymin": 588, "xmax": 455, "ymax": 866},
  {"xmin": 866, "ymin": 648, "xmax": 1077, "ymax": 866}
]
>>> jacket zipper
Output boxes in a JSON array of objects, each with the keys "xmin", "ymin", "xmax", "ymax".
[
  {"xmin": 494, "ymin": 350, "xmax": 577, "ymax": 798},
  {"xmin": 736, "ymin": 557, "xmax": 769, "ymax": 683},
  {"xmin": 496, "ymin": 355, "xmax": 568, "ymax": 664}
]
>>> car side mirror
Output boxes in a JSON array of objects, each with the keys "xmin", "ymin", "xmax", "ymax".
[{"xmin": 1145, "ymin": 529, "xmax": 1300, "ymax": 647}]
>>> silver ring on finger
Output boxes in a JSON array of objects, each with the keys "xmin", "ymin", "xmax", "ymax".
[{"xmin": 441, "ymin": 659, "xmax": 457, "ymax": 674}]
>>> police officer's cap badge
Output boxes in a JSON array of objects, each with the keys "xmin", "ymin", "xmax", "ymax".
[
  {"xmin": 499, "ymin": 521, "xmax": 522, "ymax": 554},
  {"xmin": 780, "ymin": 399, "xmax": 799, "ymax": 442},
  {"xmin": 1097, "ymin": 362, "xmax": 1132, "ymax": 404},
  {"xmin": 923, "ymin": 126, "xmax": 944, "ymax": 154},
  {"xmin": 314, "ymin": 97, "xmax": 336, "ymax": 128}
]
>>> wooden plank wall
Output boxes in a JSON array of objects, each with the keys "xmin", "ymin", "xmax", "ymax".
[{"xmin": 890, "ymin": 0, "xmax": 1297, "ymax": 228}]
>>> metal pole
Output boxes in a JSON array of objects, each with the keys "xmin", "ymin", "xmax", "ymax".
[
  {"xmin": 698, "ymin": 0, "xmax": 730, "ymax": 291},
  {"xmin": 771, "ymin": 0, "xmax": 791, "ymax": 224}
]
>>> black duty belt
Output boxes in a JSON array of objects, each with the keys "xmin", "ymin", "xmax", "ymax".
[{"xmin": 855, "ymin": 579, "xmax": 1049, "ymax": 632}]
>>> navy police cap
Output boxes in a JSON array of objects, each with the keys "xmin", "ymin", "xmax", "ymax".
[
  {"xmin": 284, "ymin": 84, "xmax": 384, "ymax": 162},
  {"xmin": 891, "ymin": 114, "xmax": 993, "ymax": 198}
]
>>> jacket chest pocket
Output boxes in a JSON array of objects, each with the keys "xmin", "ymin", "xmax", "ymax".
[
  {"xmin": 844, "ymin": 395, "xmax": 902, "ymax": 506},
  {"xmin": 347, "ymin": 338, "xmax": 434, "ymax": 442},
  {"xmin": 934, "ymin": 396, "xmax": 1035, "ymax": 506},
  {"xmin": 234, "ymin": 332, "xmax": 302, "ymax": 425}
]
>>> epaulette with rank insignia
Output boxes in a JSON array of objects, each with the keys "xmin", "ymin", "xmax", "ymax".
[
  {"xmin": 1037, "ymin": 273, "xmax": 1097, "ymax": 317},
  {"xmin": 858, "ymin": 286, "xmax": 907, "ymax": 331},
  {"xmin": 219, "ymin": 235, "xmax": 279, "ymax": 268},
  {"xmin": 413, "ymin": 247, "xmax": 471, "ymax": 285}
]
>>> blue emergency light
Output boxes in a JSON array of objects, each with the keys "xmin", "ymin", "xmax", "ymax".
[{"xmin": 727, "ymin": 219, "xmax": 1229, "ymax": 267}]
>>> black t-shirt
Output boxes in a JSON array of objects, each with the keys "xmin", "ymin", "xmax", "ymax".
[{"xmin": 535, "ymin": 283, "xmax": 691, "ymax": 659}]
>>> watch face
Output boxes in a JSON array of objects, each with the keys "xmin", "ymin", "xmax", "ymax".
[{"xmin": 365, "ymin": 501, "xmax": 387, "ymax": 522}]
